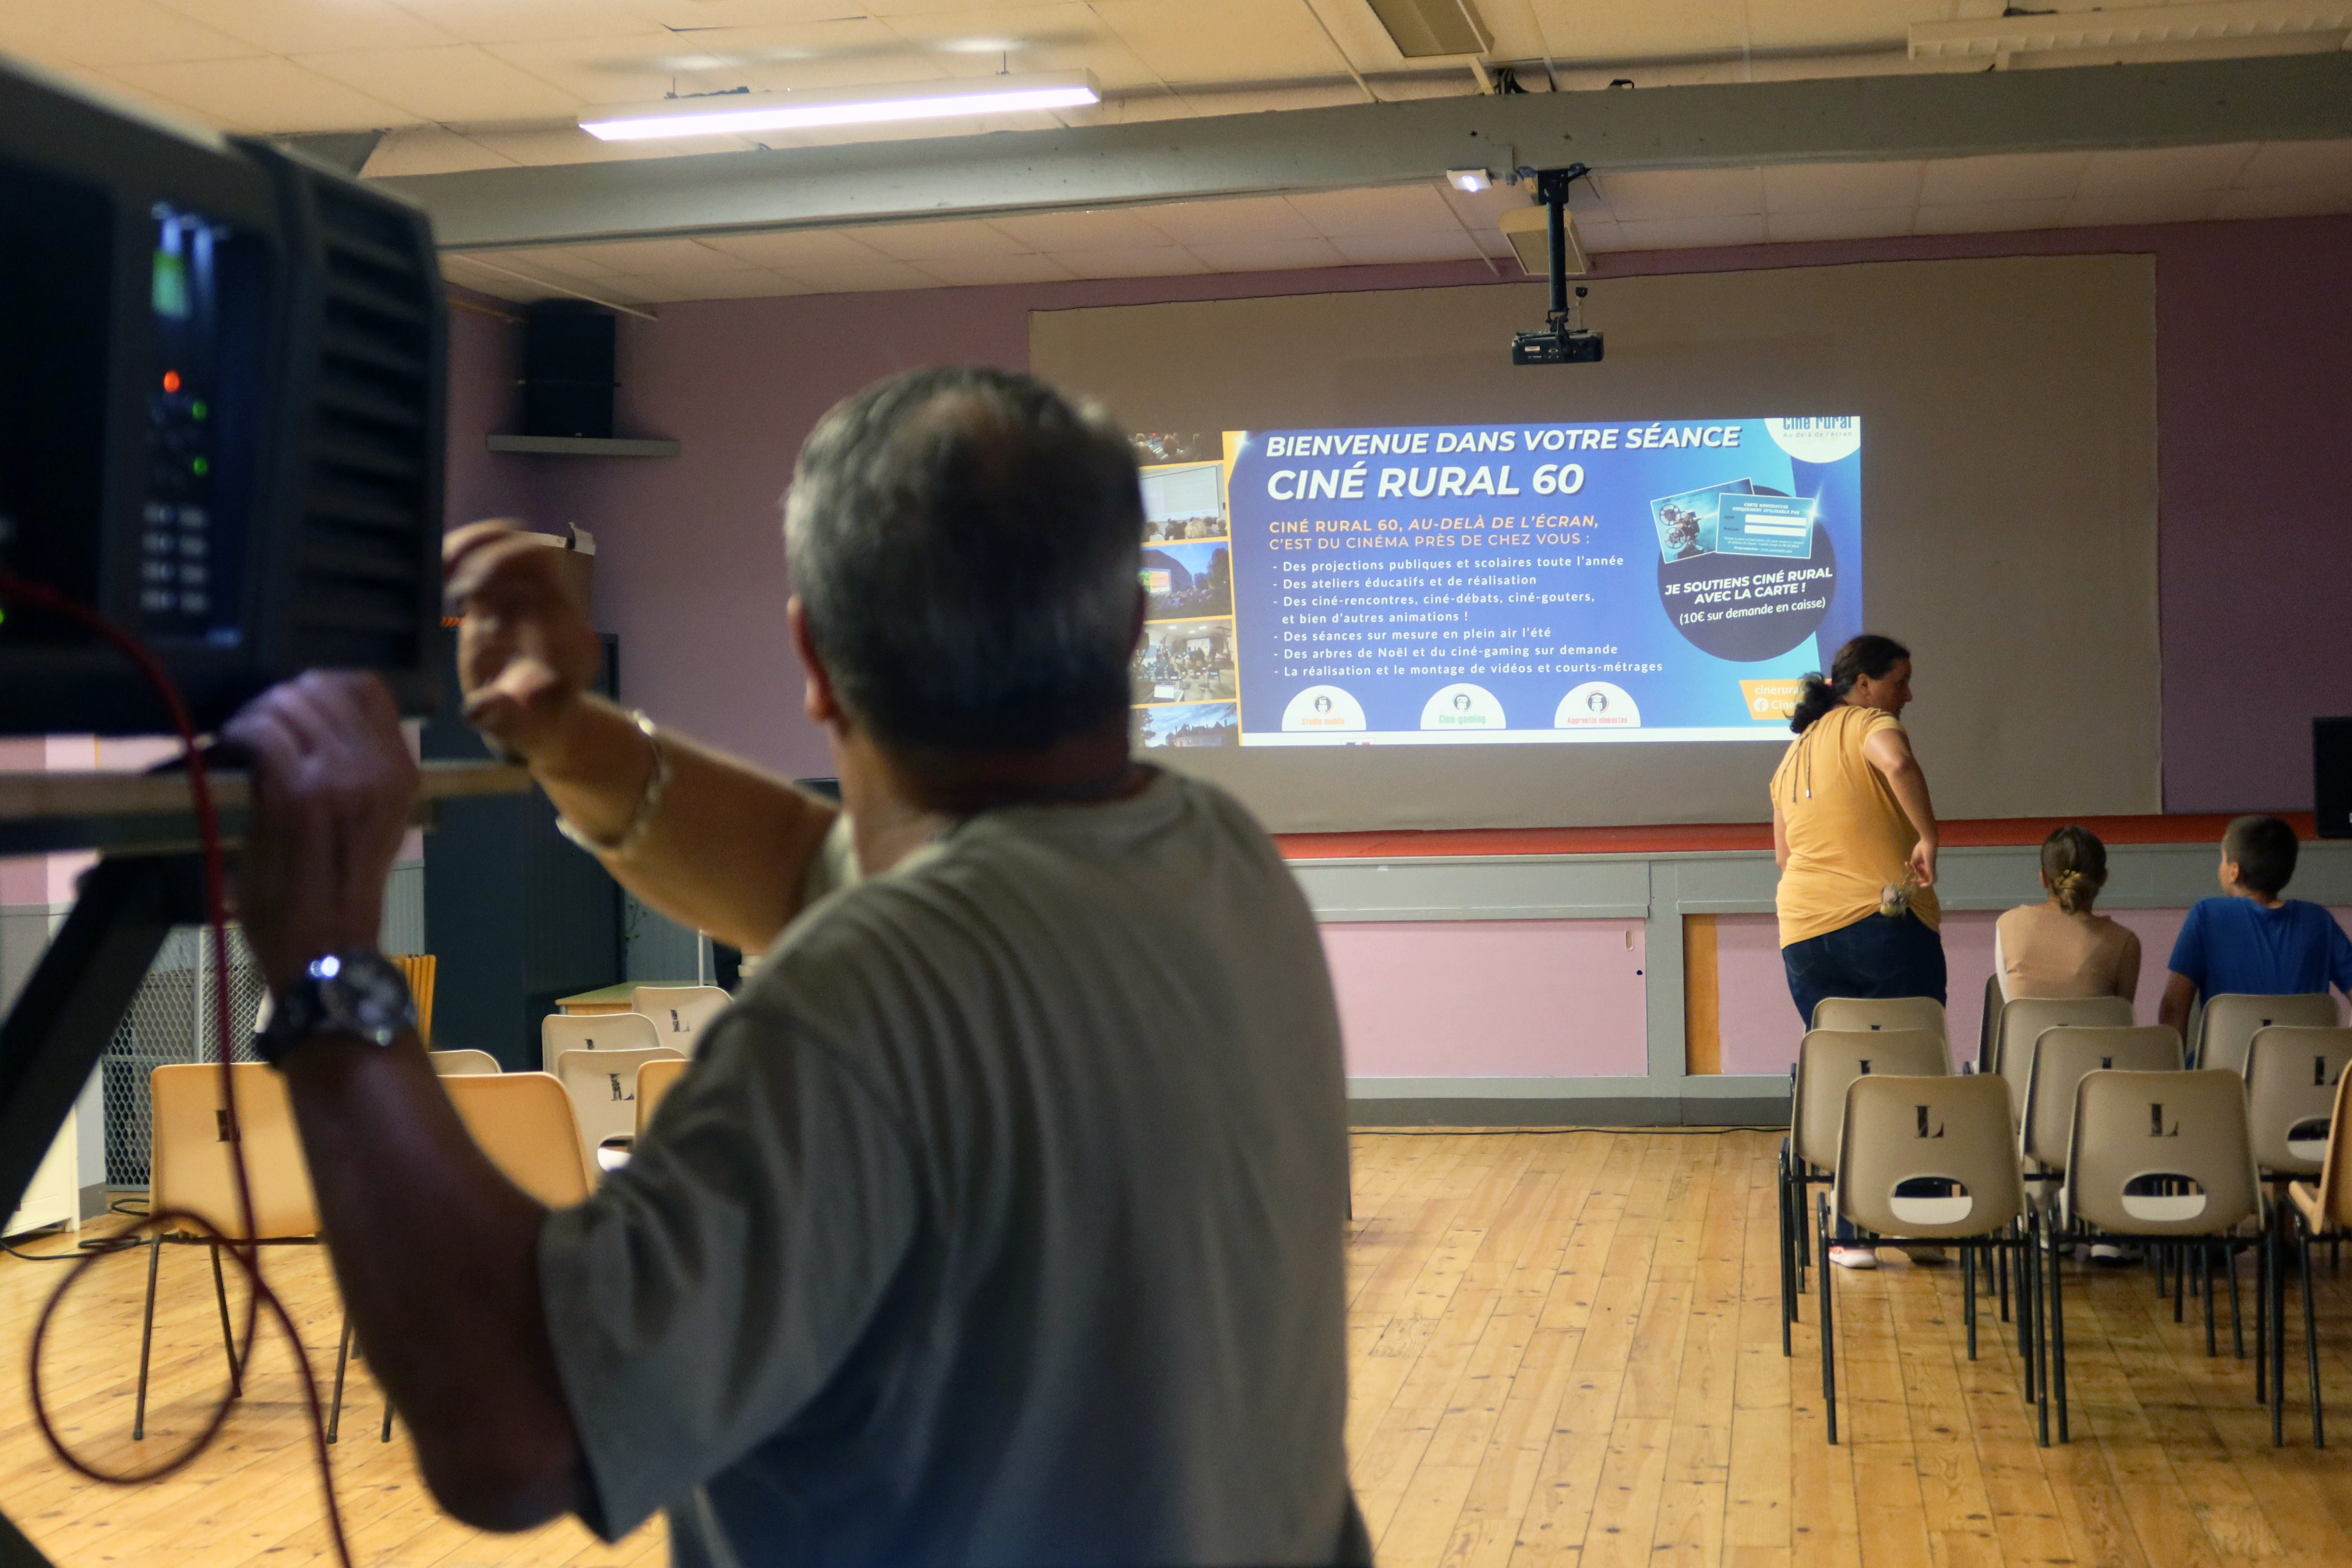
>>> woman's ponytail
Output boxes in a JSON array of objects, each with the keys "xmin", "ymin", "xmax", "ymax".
[
  {"xmin": 1788, "ymin": 633, "xmax": 1910, "ymax": 734},
  {"xmin": 2041, "ymin": 826, "xmax": 2108, "ymax": 915}
]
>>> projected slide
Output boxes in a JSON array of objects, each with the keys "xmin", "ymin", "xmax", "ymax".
[{"xmin": 1128, "ymin": 417, "xmax": 1860, "ymax": 748}]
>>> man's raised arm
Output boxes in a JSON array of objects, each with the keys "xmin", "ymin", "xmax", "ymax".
[{"xmin": 445, "ymin": 523, "xmax": 838, "ymax": 954}]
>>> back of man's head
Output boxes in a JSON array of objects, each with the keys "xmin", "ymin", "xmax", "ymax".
[
  {"xmin": 2223, "ymin": 813, "xmax": 2299, "ymax": 897},
  {"xmin": 784, "ymin": 367, "xmax": 1143, "ymax": 752}
]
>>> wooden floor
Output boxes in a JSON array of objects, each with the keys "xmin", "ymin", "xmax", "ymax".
[{"xmin": 4, "ymin": 1131, "xmax": 2349, "ymax": 1566}]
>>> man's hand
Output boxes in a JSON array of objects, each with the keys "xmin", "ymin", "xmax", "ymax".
[
  {"xmin": 444, "ymin": 521, "xmax": 604, "ymax": 768},
  {"xmin": 1907, "ymin": 837, "xmax": 1938, "ymax": 890},
  {"xmin": 222, "ymin": 672, "xmax": 420, "ymax": 992}
]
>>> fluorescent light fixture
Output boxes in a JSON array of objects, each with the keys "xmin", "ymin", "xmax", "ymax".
[
  {"xmin": 580, "ymin": 70, "xmax": 1100, "ymax": 143},
  {"xmin": 1446, "ymin": 167, "xmax": 1492, "ymax": 192},
  {"xmin": 1910, "ymin": 0, "xmax": 2352, "ymax": 58}
]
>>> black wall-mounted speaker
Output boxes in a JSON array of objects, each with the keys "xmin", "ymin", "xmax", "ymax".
[
  {"xmin": 522, "ymin": 302, "xmax": 615, "ymax": 439},
  {"xmin": 2314, "ymin": 718, "xmax": 2352, "ymax": 838}
]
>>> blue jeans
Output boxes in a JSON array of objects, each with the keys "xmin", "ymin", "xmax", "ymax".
[{"xmin": 1784, "ymin": 912, "xmax": 1948, "ymax": 1243}]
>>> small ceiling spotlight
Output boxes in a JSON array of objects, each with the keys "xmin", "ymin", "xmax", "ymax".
[{"xmin": 1446, "ymin": 168, "xmax": 1493, "ymax": 193}]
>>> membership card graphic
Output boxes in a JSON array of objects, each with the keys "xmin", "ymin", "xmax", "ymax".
[{"xmin": 1219, "ymin": 416, "xmax": 1863, "ymax": 745}]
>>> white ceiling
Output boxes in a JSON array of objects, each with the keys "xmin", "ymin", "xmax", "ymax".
[{"xmin": 440, "ymin": 139, "xmax": 2352, "ymax": 306}]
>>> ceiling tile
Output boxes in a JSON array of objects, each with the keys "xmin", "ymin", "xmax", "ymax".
[
  {"xmin": 0, "ymin": 0, "xmax": 262, "ymax": 67},
  {"xmin": 1613, "ymin": 214, "xmax": 1768, "ymax": 250},
  {"xmin": 855, "ymin": 219, "xmax": 1036, "ymax": 260},
  {"xmin": 1052, "ymin": 245, "xmax": 1212, "ymax": 278},
  {"xmin": 912, "ymin": 251, "xmax": 1078, "ymax": 286},
  {"xmin": 1763, "ymin": 160, "xmax": 1922, "ymax": 214},
  {"xmin": 869, "ymin": 2, "xmax": 1164, "ymax": 93},
  {"xmin": 480, "ymin": 246, "xmax": 627, "ymax": 281},
  {"xmin": 1911, "ymin": 198, "xmax": 2071, "ymax": 235},
  {"xmin": 2077, "ymin": 143, "xmax": 2257, "ymax": 196},
  {"xmin": 698, "ymin": 20, "xmax": 950, "ymax": 95},
  {"xmin": 1917, "ymin": 151, "xmax": 2089, "ymax": 206},
  {"xmin": 1089, "ymin": 0, "xmax": 1350, "ymax": 87},
  {"xmin": 775, "ymin": 258, "xmax": 944, "ymax": 292},
  {"xmin": 1764, "ymin": 208, "xmax": 1914, "ymax": 243},
  {"xmin": 2061, "ymin": 189, "xmax": 2223, "ymax": 229},
  {"xmin": 481, "ymin": 31, "xmax": 741, "ymax": 103},
  {"xmin": 1328, "ymin": 231, "xmax": 1485, "ymax": 265},
  {"xmin": 2233, "ymin": 139, "xmax": 2352, "ymax": 188},
  {"xmin": 1134, "ymin": 196, "xmax": 1322, "ymax": 246},
  {"xmin": 575, "ymin": 238, "xmax": 759, "ymax": 273},
  {"xmin": 300, "ymin": 45, "xmax": 584, "ymax": 121},
  {"xmin": 105, "ymin": 56, "xmax": 416, "ymax": 131},
  {"xmin": 461, "ymin": 123, "xmax": 753, "ymax": 164},
  {"xmin": 701, "ymin": 229, "xmax": 893, "ymax": 269},
  {"xmin": 987, "ymin": 207, "xmax": 1174, "ymax": 250},
  {"xmin": 1285, "ymin": 184, "xmax": 1463, "ymax": 237},
  {"xmin": 363, "ymin": 125, "xmax": 516, "ymax": 176},
  {"xmin": 1594, "ymin": 167, "xmax": 1766, "ymax": 222},
  {"xmin": 389, "ymin": 0, "xmax": 679, "ymax": 47},
  {"xmin": 1566, "ymin": 217, "xmax": 1623, "ymax": 254},
  {"xmin": 158, "ymin": 0, "xmax": 454, "ymax": 54},
  {"xmin": 1185, "ymin": 237, "xmax": 1350, "ymax": 272},
  {"xmin": 647, "ymin": 270, "xmax": 812, "ymax": 300},
  {"xmin": 2212, "ymin": 185, "xmax": 2352, "ymax": 221},
  {"xmin": 440, "ymin": 256, "xmax": 537, "ymax": 301}
]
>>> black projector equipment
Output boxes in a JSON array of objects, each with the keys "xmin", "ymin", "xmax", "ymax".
[
  {"xmin": 1511, "ymin": 321, "xmax": 1606, "ymax": 365},
  {"xmin": 0, "ymin": 57, "xmax": 447, "ymax": 736},
  {"xmin": 1511, "ymin": 164, "xmax": 1604, "ymax": 367}
]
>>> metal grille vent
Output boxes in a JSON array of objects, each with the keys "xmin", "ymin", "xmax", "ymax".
[
  {"xmin": 287, "ymin": 179, "xmax": 437, "ymax": 672},
  {"xmin": 101, "ymin": 926, "xmax": 265, "ymax": 1189}
]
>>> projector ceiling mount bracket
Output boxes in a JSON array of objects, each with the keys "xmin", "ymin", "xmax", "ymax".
[{"xmin": 1508, "ymin": 163, "xmax": 1603, "ymax": 366}]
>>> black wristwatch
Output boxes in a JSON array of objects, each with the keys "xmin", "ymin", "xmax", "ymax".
[{"xmin": 255, "ymin": 949, "xmax": 417, "ymax": 1067}]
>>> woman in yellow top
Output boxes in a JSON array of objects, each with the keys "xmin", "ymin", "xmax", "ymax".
[
  {"xmin": 1772, "ymin": 633, "xmax": 1944, "ymax": 1026},
  {"xmin": 1772, "ymin": 634, "xmax": 1946, "ymax": 1270}
]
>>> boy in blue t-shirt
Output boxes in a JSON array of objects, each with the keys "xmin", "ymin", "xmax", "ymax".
[{"xmin": 2159, "ymin": 814, "xmax": 2352, "ymax": 1040}]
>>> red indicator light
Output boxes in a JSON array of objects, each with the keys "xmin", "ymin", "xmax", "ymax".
[{"xmin": 161, "ymin": 370, "xmax": 182, "ymax": 393}]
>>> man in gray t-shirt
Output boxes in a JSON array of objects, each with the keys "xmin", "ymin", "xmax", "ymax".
[{"xmin": 222, "ymin": 368, "xmax": 1363, "ymax": 1565}]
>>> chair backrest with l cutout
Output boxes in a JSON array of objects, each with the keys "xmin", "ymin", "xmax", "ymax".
[
  {"xmin": 428, "ymin": 1048, "xmax": 501, "ymax": 1076},
  {"xmin": 1791, "ymin": 1027, "xmax": 1950, "ymax": 1172},
  {"xmin": 148, "ymin": 1064, "xmax": 319, "ymax": 1241},
  {"xmin": 2063, "ymin": 1068, "xmax": 2260, "ymax": 1237},
  {"xmin": 2244, "ymin": 1025, "xmax": 2352, "ymax": 1177},
  {"xmin": 634, "ymin": 1055, "xmax": 689, "ymax": 1139},
  {"xmin": 630, "ymin": 985, "xmax": 731, "ymax": 1054},
  {"xmin": 1834, "ymin": 1072, "xmax": 2023, "ymax": 1240},
  {"xmin": 1811, "ymin": 995, "xmax": 1947, "ymax": 1040},
  {"xmin": 1994, "ymin": 995, "xmax": 2134, "ymax": 1118},
  {"xmin": 2299, "ymin": 1069, "xmax": 2352, "ymax": 1232},
  {"xmin": 441, "ymin": 1072, "xmax": 594, "ymax": 1208},
  {"xmin": 556, "ymin": 1046, "xmax": 688, "ymax": 1150},
  {"xmin": 540, "ymin": 1010, "xmax": 660, "ymax": 1075},
  {"xmin": 2195, "ymin": 992, "xmax": 2341, "ymax": 1076},
  {"xmin": 2021, "ymin": 1025, "xmax": 2184, "ymax": 1173}
]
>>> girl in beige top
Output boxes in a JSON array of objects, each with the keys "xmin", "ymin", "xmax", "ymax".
[{"xmin": 1995, "ymin": 825, "xmax": 2141, "ymax": 1003}]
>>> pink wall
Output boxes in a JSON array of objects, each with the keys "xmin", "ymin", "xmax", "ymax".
[
  {"xmin": 449, "ymin": 215, "xmax": 2352, "ymax": 808},
  {"xmin": 1319, "ymin": 919, "xmax": 1648, "ymax": 1078}
]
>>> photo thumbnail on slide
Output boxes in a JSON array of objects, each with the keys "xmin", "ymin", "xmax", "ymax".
[{"xmin": 1205, "ymin": 416, "xmax": 1860, "ymax": 746}]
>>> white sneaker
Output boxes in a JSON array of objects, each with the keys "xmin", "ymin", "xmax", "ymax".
[
  {"xmin": 1829, "ymin": 1246, "xmax": 1879, "ymax": 1270},
  {"xmin": 2089, "ymin": 1242, "xmax": 2138, "ymax": 1266}
]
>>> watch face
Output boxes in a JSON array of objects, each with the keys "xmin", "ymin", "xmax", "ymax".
[{"xmin": 306, "ymin": 952, "xmax": 417, "ymax": 1049}]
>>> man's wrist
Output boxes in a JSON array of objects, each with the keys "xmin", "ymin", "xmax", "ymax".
[{"xmin": 258, "ymin": 949, "xmax": 416, "ymax": 1067}]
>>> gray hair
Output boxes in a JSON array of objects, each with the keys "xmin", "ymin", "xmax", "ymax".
[{"xmin": 783, "ymin": 367, "xmax": 1144, "ymax": 751}]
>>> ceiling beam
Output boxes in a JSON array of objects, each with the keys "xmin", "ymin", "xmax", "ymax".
[{"xmin": 389, "ymin": 51, "xmax": 2352, "ymax": 252}]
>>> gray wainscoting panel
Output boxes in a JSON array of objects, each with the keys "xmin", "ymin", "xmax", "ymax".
[{"xmin": 1292, "ymin": 854, "xmax": 1652, "ymax": 922}]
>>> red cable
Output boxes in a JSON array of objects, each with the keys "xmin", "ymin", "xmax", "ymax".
[{"xmin": 0, "ymin": 568, "xmax": 353, "ymax": 1568}]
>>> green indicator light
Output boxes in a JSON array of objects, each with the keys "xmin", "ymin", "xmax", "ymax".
[
  {"xmin": 191, "ymin": 400, "xmax": 208, "ymax": 421},
  {"xmin": 191, "ymin": 456, "xmax": 209, "ymax": 477}
]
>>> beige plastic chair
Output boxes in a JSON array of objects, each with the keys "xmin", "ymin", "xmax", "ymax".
[
  {"xmin": 441, "ymin": 1072, "xmax": 594, "ymax": 1208},
  {"xmin": 555, "ymin": 1046, "xmax": 686, "ymax": 1162},
  {"xmin": 2286, "ymin": 1068, "xmax": 2352, "ymax": 1445},
  {"xmin": 2047, "ymin": 1069, "xmax": 2266, "ymax": 1444},
  {"xmin": 391, "ymin": 954, "xmax": 436, "ymax": 1045},
  {"xmin": 540, "ymin": 1009, "xmax": 660, "ymax": 1075},
  {"xmin": 1779, "ymin": 1027, "xmax": 1949, "ymax": 1355},
  {"xmin": 142, "ymin": 1065, "xmax": 372, "ymax": 1442},
  {"xmin": 634, "ymin": 1055, "xmax": 689, "ymax": 1138},
  {"xmin": 2246, "ymin": 1026, "xmax": 2352, "ymax": 1179},
  {"xmin": 1817, "ymin": 1072, "xmax": 2024, "ymax": 1442},
  {"xmin": 631, "ymin": 985, "xmax": 731, "ymax": 1054},
  {"xmin": 1993, "ymin": 995, "xmax": 2134, "ymax": 1121},
  {"xmin": 2195, "ymin": 993, "xmax": 2341, "ymax": 1076},
  {"xmin": 427, "ymin": 1049, "xmax": 501, "ymax": 1077},
  {"xmin": 1811, "ymin": 995, "xmax": 1946, "ymax": 1039},
  {"xmin": 2020, "ymin": 1025, "xmax": 2185, "ymax": 1182}
]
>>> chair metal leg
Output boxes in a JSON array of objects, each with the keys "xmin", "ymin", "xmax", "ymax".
[
  {"xmin": 2301, "ymin": 1229, "xmax": 2325, "ymax": 1448},
  {"xmin": 1963, "ymin": 1242, "xmax": 1979, "ymax": 1361},
  {"xmin": 132, "ymin": 1236, "xmax": 162, "ymax": 1441},
  {"xmin": 2018, "ymin": 1225, "xmax": 2039, "ymax": 1403},
  {"xmin": 2203, "ymin": 1245, "xmax": 2219, "ymax": 1358},
  {"xmin": 1779, "ymin": 1143, "xmax": 1796, "ymax": 1356},
  {"xmin": 1819, "ymin": 1196, "xmax": 1837, "ymax": 1446},
  {"xmin": 2257, "ymin": 1223, "xmax": 2270, "ymax": 1406},
  {"xmin": 2174, "ymin": 1240, "xmax": 2187, "ymax": 1324},
  {"xmin": 2268, "ymin": 1227, "xmax": 2284, "ymax": 1445},
  {"xmin": 208, "ymin": 1244, "xmax": 242, "ymax": 1397},
  {"xmin": 382, "ymin": 1395, "xmax": 395, "ymax": 1443},
  {"xmin": 2226, "ymin": 1239, "xmax": 2244, "ymax": 1361},
  {"xmin": 328, "ymin": 1314, "xmax": 353, "ymax": 1444},
  {"xmin": 2050, "ymin": 1222, "xmax": 2069, "ymax": 1445}
]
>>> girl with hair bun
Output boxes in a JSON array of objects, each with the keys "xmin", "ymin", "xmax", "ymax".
[{"xmin": 1994, "ymin": 825, "xmax": 2141, "ymax": 1002}]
